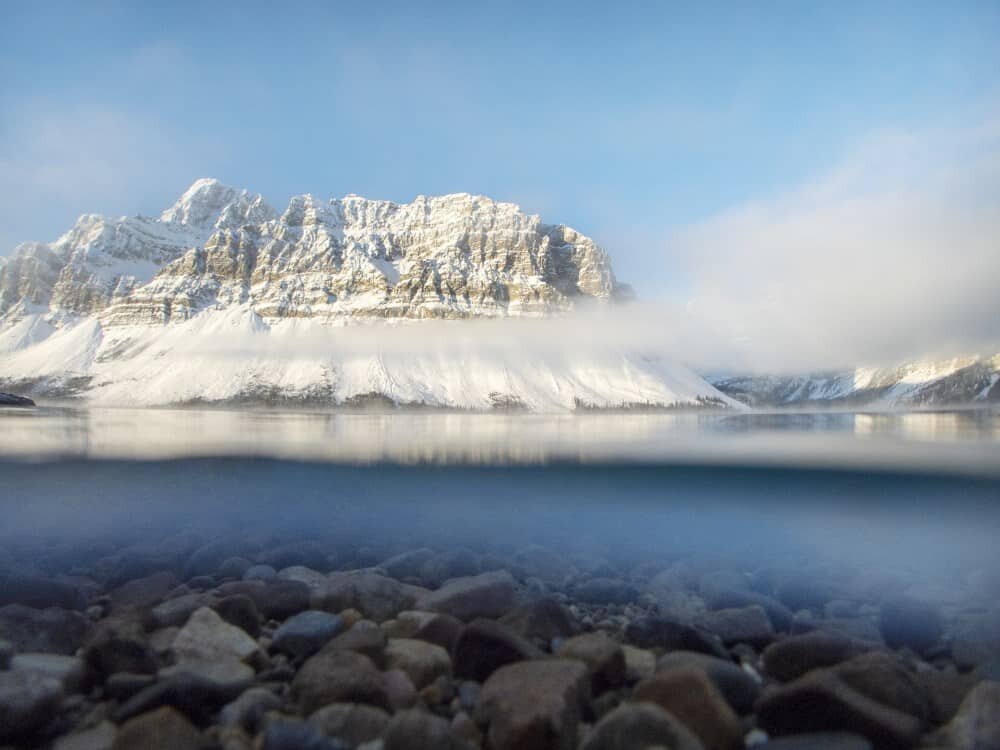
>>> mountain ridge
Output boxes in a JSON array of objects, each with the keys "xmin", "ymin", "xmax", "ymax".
[
  {"xmin": 1, "ymin": 178, "xmax": 629, "ymax": 325},
  {"xmin": 710, "ymin": 353, "xmax": 1000, "ymax": 408}
]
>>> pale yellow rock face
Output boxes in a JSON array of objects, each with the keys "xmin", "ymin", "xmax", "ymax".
[
  {"xmin": 1, "ymin": 181, "xmax": 627, "ymax": 327},
  {"xmin": 100, "ymin": 192, "xmax": 625, "ymax": 325}
]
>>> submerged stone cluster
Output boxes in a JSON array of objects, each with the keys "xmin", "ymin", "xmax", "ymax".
[{"xmin": 1, "ymin": 533, "xmax": 998, "ymax": 750}]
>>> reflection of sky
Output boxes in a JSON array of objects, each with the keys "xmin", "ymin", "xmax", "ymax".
[{"xmin": 1, "ymin": 406, "xmax": 999, "ymax": 477}]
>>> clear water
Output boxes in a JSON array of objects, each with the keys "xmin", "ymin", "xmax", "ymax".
[{"xmin": 2, "ymin": 405, "xmax": 999, "ymax": 597}]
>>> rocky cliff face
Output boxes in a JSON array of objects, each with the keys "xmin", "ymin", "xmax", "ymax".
[
  {"xmin": 0, "ymin": 180, "xmax": 273, "ymax": 321},
  {"xmin": 2, "ymin": 179, "xmax": 627, "ymax": 327}
]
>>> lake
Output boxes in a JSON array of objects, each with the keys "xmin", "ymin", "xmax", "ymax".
[{"xmin": 3, "ymin": 405, "xmax": 1000, "ymax": 746}]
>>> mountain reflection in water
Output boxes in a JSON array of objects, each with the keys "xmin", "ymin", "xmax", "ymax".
[{"xmin": 1, "ymin": 406, "xmax": 999, "ymax": 475}]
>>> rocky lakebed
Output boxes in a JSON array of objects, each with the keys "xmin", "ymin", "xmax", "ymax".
[{"xmin": 1, "ymin": 528, "xmax": 999, "ymax": 750}]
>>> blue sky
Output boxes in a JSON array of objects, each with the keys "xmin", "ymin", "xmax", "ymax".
[{"xmin": 2, "ymin": 0, "xmax": 999, "ymax": 351}]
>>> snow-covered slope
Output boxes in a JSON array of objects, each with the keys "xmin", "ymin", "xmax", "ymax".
[
  {"xmin": 0, "ymin": 307, "xmax": 734, "ymax": 410},
  {"xmin": 0, "ymin": 179, "xmax": 731, "ymax": 410},
  {"xmin": 710, "ymin": 353, "xmax": 1000, "ymax": 408}
]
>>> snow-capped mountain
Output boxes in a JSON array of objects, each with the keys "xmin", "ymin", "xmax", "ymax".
[
  {"xmin": 0, "ymin": 179, "xmax": 734, "ymax": 410},
  {"xmin": 710, "ymin": 353, "xmax": 1000, "ymax": 408},
  {"xmin": 0, "ymin": 180, "xmax": 273, "ymax": 322}
]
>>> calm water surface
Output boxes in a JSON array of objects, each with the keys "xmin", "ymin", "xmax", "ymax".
[
  {"xmin": 2, "ymin": 405, "xmax": 999, "ymax": 596},
  {"xmin": 2, "ymin": 405, "xmax": 999, "ymax": 473}
]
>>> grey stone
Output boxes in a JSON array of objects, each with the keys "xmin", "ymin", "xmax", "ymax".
[
  {"xmin": 110, "ymin": 571, "xmax": 179, "ymax": 612},
  {"xmin": 159, "ymin": 658, "xmax": 254, "ymax": 696},
  {"xmin": 272, "ymin": 611, "xmax": 344, "ymax": 659},
  {"xmin": 380, "ymin": 548, "xmax": 436, "ymax": 580},
  {"xmin": 243, "ymin": 564, "xmax": 277, "ymax": 582},
  {"xmin": 219, "ymin": 687, "xmax": 282, "ymax": 732},
  {"xmin": 114, "ymin": 671, "xmax": 250, "ymax": 724},
  {"xmin": 0, "ymin": 603, "xmax": 91, "ymax": 654},
  {"xmin": 172, "ymin": 607, "xmax": 259, "ymax": 664},
  {"xmin": 308, "ymin": 703, "xmax": 391, "ymax": 746},
  {"xmin": 0, "ymin": 669, "xmax": 63, "ymax": 742},
  {"xmin": 325, "ymin": 620, "xmax": 387, "ymax": 666},
  {"xmin": 352, "ymin": 573, "xmax": 420, "ymax": 622},
  {"xmin": 579, "ymin": 701, "xmax": 705, "ymax": 750},
  {"xmin": 499, "ymin": 597, "xmax": 579, "ymax": 643},
  {"xmin": 755, "ymin": 669, "xmax": 922, "ymax": 748},
  {"xmin": 699, "ymin": 572, "xmax": 793, "ymax": 631},
  {"xmin": 695, "ymin": 604, "xmax": 774, "ymax": 647},
  {"xmin": 218, "ymin": 557, "xmax": 254, "ymax": 580},
  {"xmin": 53, "ymin": 721, "xmax": 118, "ymax": 750},
  {"xmin": 212, "ymin": 594, "xmax": 261, "ymax": 638},
  {"xmin": 277, "ymin": 566, "xmax": 328, "ymax": 589},
  {"xmin": 418, "ymin": 570, "xmax": 517, "ymax": 621},
  {"xmin": 104, "ymin": 672, "xmax": 156, "ymax": 701},
  {"xmin": 149, "ymin": 593, "xmax": 209, "ymax": 630},
  {"xmin": 419, "ymin": 548, "xmax": 481, "ymax": 587},
  {"xmin": 258, "ymin": 541, "xmax": 331, "ymax": 572},
  {"xmin": 512, "ymin": 545, "xmax": 578, "ymax": 586},
  {"xmin": 382, "ymin": 667, "xmax": 418, "ymax": 710},
  {"xmin": 622, "ymin": 645, "xmax": 656, "ymax": 683},
  {"xmin": 215, "ymin": 580, "xmax": 311, "ymax": 620},
  {"xmin": 386, "ymin": 610, "xmax": 465, "ymax": 652},
  {"xmin": 831, "ymin": 652, "xmax": 929, "ymax": 722},
  {"xmin": 0, "ymin": 572, "xmax": 86, "ymax": 610},
  {"xmin": 260, "ymin": 718, "xmax": 348, "ymax": 750},
  {"xmin": 11, "ymin": 652, "xmax": 86, "ymax": 692},
  {"xmin": 763, "ymin": 631, "xmax": 871, "ymax": 682},
  {"xmin": 454, "ymin": 618, "xmax": 544, "ymax": 681},
  {"xmin": 83, "ymin": 625, "xmax": 158, "ymax": 678},
  {"xmin": 573, "ymin": 577, "xmax": 639, "ymax": 605},
  {"xmin": 951, "ymin": 610, "xmax": 1000, "ymax": 669},
  {"xmin": 757, "ymin": 733, "xmax": 872, "ymax": 750},
  {"xmin": 624, "ymin": 614, "xmax": 728, "ymax": 658},
  {"xmin": 185, "ymin": 540, "xmax": 247, "ymax": 579}
]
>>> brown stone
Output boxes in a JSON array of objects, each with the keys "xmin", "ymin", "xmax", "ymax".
[
  {"xmin": 385, "ymin": 638, "xmax": 452, "ymax": 689},
  {"xmin": 479, "ymin": 659, "xmax": 590, "ymax": 750},
  {"xmin": 556, "ymin": 632, "xmax": 627, "ymax": 693},
  {"xmin": 291, "ymin": 649, "xmax": 390, "ymax": 713},
  {"xmin": 931, "ymin": 680, "xmax": 1000, "ymax": 750},
  {"xmin": 634, "ymin": 668, "xmax": 743, "ymax": 750},
  {"xmin": 111, "ymin": 706, "xmax": 204, "ymax": 750}
]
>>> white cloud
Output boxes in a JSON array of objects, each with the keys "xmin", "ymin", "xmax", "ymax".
[{"xmin": 659, "ymin": 112, "xmax": 1000, "ymax": 373}]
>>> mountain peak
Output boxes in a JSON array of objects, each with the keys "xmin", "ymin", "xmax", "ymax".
[{"xmin": 160, "ymin": 178, "xmax": 241, "ymax": 227}]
